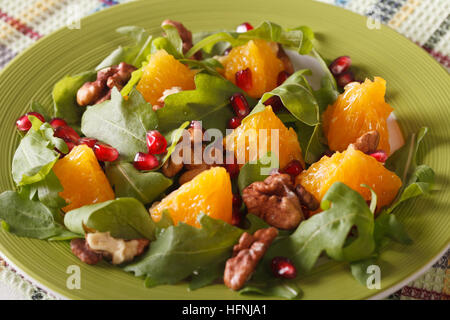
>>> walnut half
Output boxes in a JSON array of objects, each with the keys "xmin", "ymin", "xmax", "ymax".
[
  {"xmin": 224, "ymin": 227, "xmax": 278, "ymax": 291},
  {"xmin": 242, "ymin": 173, "xmax": 305, "ymax": 230},
  {"xmin": 349, "ymin": 130, "xmax": 380, "ymax": 154}
]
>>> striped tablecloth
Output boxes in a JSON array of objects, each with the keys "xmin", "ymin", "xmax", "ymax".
[{"xmin": 0, "ymin": 0, "xmax": 449, "ymax": 300}]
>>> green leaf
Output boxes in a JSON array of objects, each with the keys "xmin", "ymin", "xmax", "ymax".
[
  {"xmin": 265, "ymin": 182, "xmax": 375, "ymax": 272},
  {"xmin": 240, "ymin": 279, "xmax": 302, "ymax": 300},
  {"xmin": 179, "ymin": 58, "xmax": 223, "ymax": 77},
  {"xmin": 189, "ymin": 263, "xmax": 223, "ymax": 291},
  {"xmin": 237, "ymin": 152, "xmax": 279, "ymax": 193},
  {"xmin": 156, "ymin": 73, "xmax": 256, "ymax": 133},
  {"xmin": 124, "ymin": 214, "xmax": 243, "ymax": 286},
  {"xmin": 0, "ymin": 191, "xmax": 77, "ymax": 240},
  {"xmin": 81, "ymin": 88, "xmax": 158, "ymax": 161},
  {"xmin": 30, "ymin": 101, "xmax": 51, "ymax": 122},
  {"xmin": 105, "ymin": 162, "xmax": 172, "ymax": 205},
  {"xmin": 295, "ymin": 122, "xmax": 326, "ymax": 164},
  {"xmin": 96, "ymin": 26, "xmax": 153, "ymax": 70},
  {"xmin": 186, "ymin": 21, "xmax": 315, "ymax": 58},
  {"xmin": 64, "ymin": 198, "xmax": 156, "ymax": 240},
  {"xmin": 258, "ymin": 70, "xmax": 320, "ymax": 126},
  {"xmin": 12, "ymin": 118, "xmax": 65, "ymax": 186},
  {"xmin": 25, "ymin": 170, "xmax": 67, "ymax": 210},
  {"xmin": 161, "ymin": 24, "xmax": 184, "ymax": 57},
  {"xmin": 157, "ymin": 121, "xmax": 190, "ymax": 168},
  {"xmin": 52, "ymin": 71, "xmax": 97, "ymax": 125}
]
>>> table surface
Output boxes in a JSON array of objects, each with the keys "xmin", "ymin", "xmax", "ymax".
[{"xmin": 0, "ymin": 0, "xmax": 448, "ymax": 300}]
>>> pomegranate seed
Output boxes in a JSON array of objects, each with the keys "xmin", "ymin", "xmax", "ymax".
[
  {"xmin": 16, "ymin": 112, "xmax": 45, "ymax": 132},
  {"xmin": 232, "ymin": 194, "xmax": 242, "ymax": 208},
  {"xmin": 49, "ymin": 118, "xmax": 67, "ymax": 129},
  {"xmin": 263, "ymin": 95, "xmax": 284, "ymax": 112},
  {"xmin": 235, "ymin": 68, "xmax": 252, "ymax": 92},
  {"xmin": 336, "ymin": 70, "xmax": 355, "ymax": 88},
  {"xmin": 282, "ymin": 160, "xmax": 303, "ymax": 177},
  {"xmin": 78, "ymin": 137, "xmax": 97, "ymax": 148},
  {"xmin": 93, "ymin": 143, "xmax": 119, "ymax": 162},
  {"xmin": 369, "ymin": 150, "xmax": 388, "ymax": 163},
  {"xmin": 271, "ymin": 257, "xmax": 297, "ymax": 279},
  {"xmin": 236, "ymin": 22, "xmax": 254, "ymax": 33},
  {"xmin": 231, "ymin": 208, "xmax": 243, "ymax": 226},
  {"xmin": 227, "ymin": 117, "xmax": 242, "ymax": 129},
  {"xmin": 54, "ymin": 125, "xmax": 80, "ymax": 143},
  {"xmin": 277, "ymin": 71, "xmax": 290, "ymax": 86},
  {"xmin": 225, "ymin": 154, "xmax": 240, "ymax": 179},
  {"xmin": 329, "ymin": 56, "xmax": 352, "ymax": 76},
  {"xmin": 146, "ymin": 130, "xmax": 168, "ymax": 155},
  {"xmin": 230, "ymin": 93, "xmax": 250, "ymax": 118},
  {"xmin": 133, "ymin": 152, "xmax": 159, "ymax": 171},
  {"xmin": 66, "ymin": 141, "xmax": 76, "ymax": 152}
]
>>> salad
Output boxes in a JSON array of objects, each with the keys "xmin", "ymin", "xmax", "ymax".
[{"xmin": 0, "ymin": 20, "xmax": 435, "ymax": 299}]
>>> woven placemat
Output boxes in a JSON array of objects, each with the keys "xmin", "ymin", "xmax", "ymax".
[{"xmin": 0, "ymin": 0, "xmax": 449, "ymax": 300}]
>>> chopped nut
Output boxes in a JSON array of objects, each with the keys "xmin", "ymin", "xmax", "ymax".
[
  {"xmin": 179, "ymin": 165, "xmax": 210, "ymax": 185},
  {"xmin": 295, "ymin": 184, "xmax": 319, "ymax": 211},
  {"xmin": 224, "ymin": 227, "xmax": 278, "ymax": 290},
  {"xmin": 161, "ymin": 20, "xmax": 201, "ymax": 60},
  {"xmin": 161, "ymin": 157, "xmax": 184, "ymax": 178},
  {"xmin": 85, "ymin": 232, "xmax": 149, "ymax": 265},
  {"xmin": 76, "ymin": 62, "xmax": 137, "ymax": 107},
  {"xmin": 349, "ymin": 130, "xmax": 380, "ymax": 154},
  {"xmin": 242, "ymin": 173, "xmax": 304, "ymax": 230},
  {"xmin": 70, "ymin": 238, "xmax": 103, "ymax": 265}
]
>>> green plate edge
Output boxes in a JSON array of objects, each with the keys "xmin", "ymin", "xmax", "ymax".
[{"xmin": 0, "ymin": 0, "xmax": 449, "ymax": 300}]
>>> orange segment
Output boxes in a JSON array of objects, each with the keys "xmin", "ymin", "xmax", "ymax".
[
  {"xmin": 225, "ymin": 106, "xmax": 304, "ymax": 169},
  {"xmin": 222, "ymin": 40, "xmax": 285, "ymax": 98},
  {"xmin": 323, "ymin": 77, "xmax": 393, "ymax": 154},
  {"xmin": 136, "ymin": 49, "xmax": 196, "ymax": 106},
  {"xmin": 296, "ymin": 146, "xmax": 402, "ymax": 211},
  {"xmin": 150, "ymin": 167, "xmax": 232, "ymax": 228},
  {"xmin": 53, "ymin": 145, "xmax": 115, "ymax": 212}
]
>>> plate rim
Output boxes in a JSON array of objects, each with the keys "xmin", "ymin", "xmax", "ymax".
[{"xmin": 0, "ymin": 0, "xmax": 449, "ymax": 300}]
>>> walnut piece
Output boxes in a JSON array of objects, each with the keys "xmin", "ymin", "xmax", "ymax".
[
  {"xmin": 70, "ymin": 238, "xmax": 103, "ymax": 265},
  {"xmin": 161, "ymin": 20, "xmax": 202, "ymax": 60},
  {"xmin": 76, "ymin": 62, "xmax": 136, "ymax": 107},
  {"xmin": 349, "ymin": 130, "xmax": 380, "ymax": 154},
  {"xmin": 224, "ymin": 227, "xmax": 278, "ymax": 291},
  {"xmin": 295, "ymin": 184, "xmax": 320, "ymax": 211},
  {"xmin": 86, "ymin": 232, "xmax": 149, "ymax": 265},
  {"xmin": 161, "ymin": 157, "xmax": 184, "ymax": 178},
  {"xmin": 242, "ymin": 173, "xmax": 305, "ymax": 230}
]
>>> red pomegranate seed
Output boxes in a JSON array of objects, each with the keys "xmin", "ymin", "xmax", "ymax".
[
  {"xmin": 231, "ymin": 208, "xmax": 243, "ymax": 226},
  {"xmin": 271, "ymin": 256, "xmax": 297, "ymax": 279},
  {"xmin": 54, "ymin": 125, "xmax": 80, "ymax": 143},
  {"xmin": 369, "ymin": 150, "xmax": 388, "ymax": 163},
  {"xmin": 236, "ymin": 22, "xmax": 254, "ymax": 33},
  {"xmin": 230, "ymin": 93, "xmax": 250, "ymax": 118},
  {"xmin": 263, "ymin": 95, "xmax": 284, "ymax": 112},
  {"xmin": 336, "ymin": 70, "xmax": 355, "ymax": 88},
  {"xmin": 228, "ymin": 117, "xmax": 242, "ymax": 129},
  {"xmin": 329, "ymin": 56, "xmax": 352, "ymax": 76},
  {"xmin": 277, "ymin": 71, "xmax": 290, "ymax": 86},
  {"xmin": 93, "ymin": 143, "xmax": 119, "ymax": 162},
  {"xmin": 282, "ymin": 160, "xmax": 303, "ymax": 177},
  {"xmin": 133, "ymin": 152, "xmax": 159, "ymax": 171},
  {"xmin": 78, "ymin": 137, "xmax": 97, "ymax": 148},
  {"xmin": 16, "ymin": 112, "xmax": 45, "ymax": 132},
  {"xmin": 66, "ymin": 141, "xmax": 76, "ymax": 152},
  {"xmin": 146, "ymin": 130, "xmax": 168, "ymax": 155},
  {"xmin": 49, "ymin": 118, "xmax": 67, "ymax": 129},
  {"xmin": 235, "ymin": 68, "xmax": 252, "ymax": 92},
  {"xmin": 232, "ymin": 194, "xmax": 242, "ymax": 208},
  {"xmin": 225, "ymin": 154, "xmax": 240, "ymax": 179}
]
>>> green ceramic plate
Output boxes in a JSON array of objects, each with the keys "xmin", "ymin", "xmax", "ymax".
[{"xmin": 0, "ymin": 0, "xmax": 449, "ymax": 300}]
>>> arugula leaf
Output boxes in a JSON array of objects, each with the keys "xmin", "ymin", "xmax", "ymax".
[
  {"xmin": 179, "ymin": 58, "xmax": 224, "ymax": 77},
  {"xmin": 265, "ymin": 182, "xmax": 375, "ymax": 272},
  {"xmin": 258, "ymin": 70, "xmax": 319, "ymax": 126},
  {"xmin": 237, "ymin": 152, "xmax": 279, "ymax": 193},
  {"xmin": 30, "ymin": 101, "xmax": 51, "ymax": 122},
  {"xmin": 156, "ymin": 73, "xmax": 256, "ymax": 133},
  {"xmin": 124, "ymin": 214, "xmax": 243, "ymax": 286},
  {"xmin": 81, "ymin": 88, "xmax": 158, "ymax": 161},
  {"xmin": 64, "ymin": 198, "xmax": 156, "ymax": 240},
  {"xmin": 240, "ymin": 279, "xmax": 302, "ymax": 300},
  {"xmin": 96, "ymin": 26, "xmax": 153, "ymax": 70},
  {"xmin": 0, "ymin": 191, "xmax": 77, "ymax": 240},
  {"xmin": 52, "ymin": 71, "xmax": 96, "ymax": 125},
  {"xmin": 12, "ymin": 118, "xmax": 65, "ymax": 186},
  {"xmin": 161, "ymin": 24, "xmax": 184, "ymax": 57},
  {"xmin": 186, "ymin": 21, "xmax": 314, "ymax": 58},
  {"xmin": 189, "ymin": 263, "xmax": 223, "ymax": 291},
  {"xmin": 157, "ymin": 121, "xmax": 190, "ymax": 167},
  {"xmin": 25, "ymin": 170, "xmax": 67, "ymax": 210},
  {"xmin": 105, "ymin": 162, "xmax": 172, "ymax": 204},
  {"xmin": 295, "ymin": 122, "xmax": 327, "ymax": 164}
]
